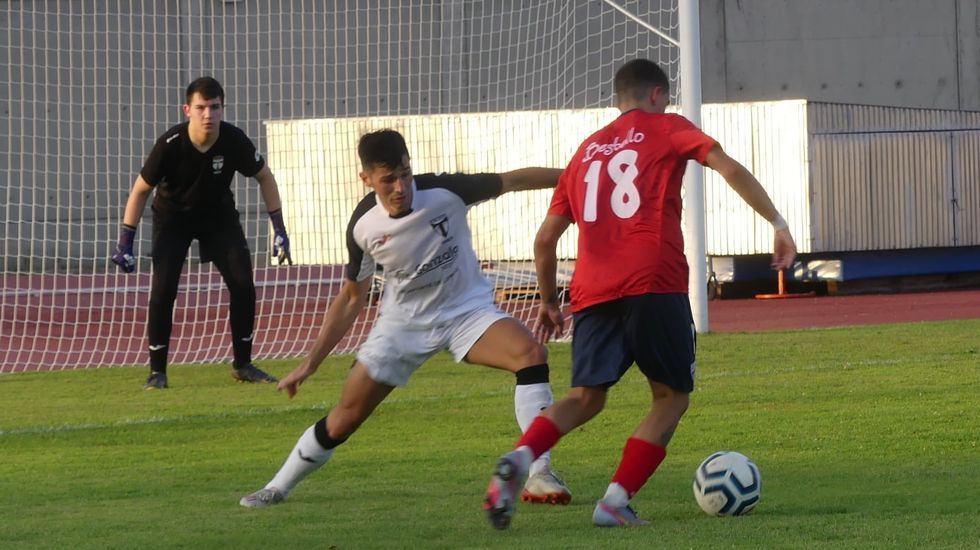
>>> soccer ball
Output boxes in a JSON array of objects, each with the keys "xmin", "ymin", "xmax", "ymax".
[{"xmin": 692, "ymin": 451, "xmax": 761, "ymax": 516}]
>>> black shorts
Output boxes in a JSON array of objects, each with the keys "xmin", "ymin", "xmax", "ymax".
[
  {"xmin": 151, "ymin": 206, "xmax": 248, "ymax": 263},
  {"xmin": 570, "ymin": 293, "xmax": 696, "ymax": 392}
]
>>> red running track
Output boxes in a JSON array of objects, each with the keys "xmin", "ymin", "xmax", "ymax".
[
  {"xmin": 708, "ymin": 288, "xmax": 980, "ymax": 332},
  {"xmin": 0, "ymin": 266, "xmax": 539, "ymax": 373},
  {"xmin": 3, "ymin": 265, "xmax": 979, "ymax": 372}
]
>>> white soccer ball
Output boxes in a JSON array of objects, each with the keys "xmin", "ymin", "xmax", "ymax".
[{"xmin": 692, "ymin": 451, "xmax": 761, "ymax": 516}]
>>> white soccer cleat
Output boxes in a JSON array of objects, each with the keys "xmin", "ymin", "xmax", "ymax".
[
  {"xmin": 239, "ymin": 487, "xmax": 286, "ymax": 508},
  {"xmin": 521, "ymin": 469, "xmax": 572, "ymax": 505},
  {"xmin": 591, "ymin": 500, "xmax": 651, "ymax": 527}
]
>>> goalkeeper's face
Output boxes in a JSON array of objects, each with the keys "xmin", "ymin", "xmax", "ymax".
[
  {"xmin": 183, "ymin": 93, "xmax": 224, "ymax": 135},
  {"xmin": 361, "ymin": 155, "xmax": 414, "ymax": 216}
]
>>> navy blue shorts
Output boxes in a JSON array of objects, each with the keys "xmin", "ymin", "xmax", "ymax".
[{"xmin": 570, "ymin": 293, "xmax": 696, "ymax": 392}]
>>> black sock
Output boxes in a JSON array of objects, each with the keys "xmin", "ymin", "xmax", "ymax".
[
  {"xmin": 149, "ymin": 345, "xmax": 168, "ymax": 374},
  {"xmin": 232, "ymin": 337, "xmax": 253, "ymax": 369}
]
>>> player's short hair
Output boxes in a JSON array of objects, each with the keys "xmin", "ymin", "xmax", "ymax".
[
  {"xmin": 185, "ymin": 77, "xmax": 225, "ymax": 105},
  {"xmin": 614, "ymin": 59, "xmax": 670, "ymax": 104},
  {"xmin": 358, "ymin": 129, "xmax": 410, "ymax": 171}
]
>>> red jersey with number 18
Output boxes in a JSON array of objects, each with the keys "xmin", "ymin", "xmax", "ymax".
[{"xmin": 549, "ymin": 110, "xmax": 717, "ymax": 311}]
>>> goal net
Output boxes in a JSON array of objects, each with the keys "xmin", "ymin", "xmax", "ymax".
[{"xmin": 0, "ymin": 1, "xmax": 681, "ymax": 373}]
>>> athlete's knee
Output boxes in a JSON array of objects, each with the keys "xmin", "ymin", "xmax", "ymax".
[
  {"xmin": 568, "ymin": 386, "xmax": 607, "ymax": 417},
  {"xmin": 513, "ymin": 337, "xmax": 548, "ymax": 367},
  {"xmin": 668, "ymin": 394, "xmax": 690, "ymax": 418},
  {"xmin": 148, "ymin": 296, "xmax": 175, "ymax": 314},
  {"xmin": 229, "ymin": 289, "xmax": 256, "ymax": 311},
  {"xmin": 653, "ymin": 386, "xmax": 690, "ymax": 415},
  {"xmin": 224, "ymin": 276, "xmax": 256, "ymax": 303},
  {"xmin": 148, "ymin": 284, "xmax": 180, "ymax": 310}
]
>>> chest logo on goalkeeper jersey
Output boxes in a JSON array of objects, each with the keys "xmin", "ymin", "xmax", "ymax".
[
  {"xmin": 430, "ymin": 214, "xmax": 449, "ymax": 238},
  {"xmin": 212, "ymin": 155, "xmax": 225, "ymax": 174}
]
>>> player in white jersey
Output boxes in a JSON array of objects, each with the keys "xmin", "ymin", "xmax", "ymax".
[{"xmin": 240, "ymin": 129, "xmax": 571, "ymax": 509}]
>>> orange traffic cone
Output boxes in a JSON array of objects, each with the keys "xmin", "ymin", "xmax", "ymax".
[{"xmin": 755, "ymin": 268, "xmax": 816, "ymax": 300}]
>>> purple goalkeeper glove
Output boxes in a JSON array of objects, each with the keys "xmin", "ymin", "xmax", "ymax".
[
  {"xmin": 269, "ymin": 209, "xmax": 293, "ymax": 265},
  {"xmin": 110, "ymin": 224, "xmax": 137, "ymax": 273}
]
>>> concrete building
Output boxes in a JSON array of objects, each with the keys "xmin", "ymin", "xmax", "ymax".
[{"xmin": 699, "ymin": 0, "xmax": 980, "ymax": 111}]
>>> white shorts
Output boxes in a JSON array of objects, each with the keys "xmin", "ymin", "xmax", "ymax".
[{"xmin": 356, "ymin": 303, "xmax": 510, "ymax": 387}]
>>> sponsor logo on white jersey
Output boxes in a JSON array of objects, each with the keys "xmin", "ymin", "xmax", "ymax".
[
  {"xmin": 373, "ymin": 234, "xmax": 393, "ymax": 248},
  {"xmin": 411, "ymin": 245, "xmax": 459, "ymax": 277},
  {"xmin": 429, "ymin": 214, "xmax": 449, "ymax": 238}
]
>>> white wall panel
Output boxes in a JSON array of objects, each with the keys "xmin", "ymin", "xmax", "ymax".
[
  {"xmin": 810, "ymin": 134, "xmax": 872, "ymax": 252},
  {"xmin": 701, "ymin": 101, "xmax": 811, "ymax": 255},
  {"xmin": 266, "ymin": 109, "xmax": 619, "ymax": 264},
  {"xmin": 869, "ymin": 133, "xmax": 953, "ymax": 249},
  {"xmin": 952, "ymin": 131, "xmax": 980, "ymax": 246},
  {"xmin": 269, "ymin": 101, "xmax": 980, "ymax": 263}
]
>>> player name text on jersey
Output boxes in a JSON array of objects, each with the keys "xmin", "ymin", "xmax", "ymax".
[{"xmin": 582, "ymin": 127, "xmax": 646, "ymax": 162}]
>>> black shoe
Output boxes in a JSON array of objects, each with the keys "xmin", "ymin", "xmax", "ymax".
[
  {"xmin": 144, "ymin": 371, "xmax": 168, "ymax": 390},
  {"xmin": 232, "ymin": 363, "xmax": 278, "ymax": 383}
]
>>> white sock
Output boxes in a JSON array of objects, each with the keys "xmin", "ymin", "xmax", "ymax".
[
  {"xmin": 266, "ymin": 424, "xmax": 334, "ymax": 495},
  {"xmin": 514, "ymin": 382, "xmax": 553, "ymax": 476},
  {"xmin": 602, "ymin": 482, "xmax": 630, "ymax": 508}
]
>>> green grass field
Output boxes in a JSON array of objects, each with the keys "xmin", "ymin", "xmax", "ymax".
[{"xmin": 2, "ymin": 320, "xmax": 979, "ymax": 549}]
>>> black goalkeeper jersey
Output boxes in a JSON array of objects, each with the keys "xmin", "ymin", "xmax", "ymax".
[{"xmin": 141, "ymin": 121, "xmax": 265, "ymax": 213}]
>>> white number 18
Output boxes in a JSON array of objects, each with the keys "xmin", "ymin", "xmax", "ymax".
[{"xmin": 582, "ymin": 149, "xmax": 640, "ymax": 222}]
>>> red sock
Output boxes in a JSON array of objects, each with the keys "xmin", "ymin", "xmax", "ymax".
[
  {"xmin": 515, "ymin": 416, "xmax": 563, "ymax": 459},
  {"xmin": 611, "ymin": 437, "xmax": 667, "ymax": 497}
]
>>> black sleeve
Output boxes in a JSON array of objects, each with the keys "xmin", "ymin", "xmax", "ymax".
[
  {"xmin": 414, "ymin": 173, "xmax": 503, "ymax": 206},
  {"xmin": 139, "ymin": 134, "xmax": 171, "ymax": 186},
  {"xmin": 344, "ymin": 194, "xmax": 378, "ymax": 282},
  {"xmin": 231, "ymin": 125, "xmax": 266, "ymax": 177}
]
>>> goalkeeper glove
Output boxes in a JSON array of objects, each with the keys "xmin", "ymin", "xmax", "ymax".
[
  {"xmin": 269, "ymin": 208, "xmax": 293, "ymax": 265},
  {"xmin": 111, "ymin": 224, "xmax": 137, "ymax": 273}
]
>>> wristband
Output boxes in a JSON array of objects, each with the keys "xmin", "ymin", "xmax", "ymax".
[
  {"xmin": 771, "ymin": 214, "xmax": 788, "ymax": 232},
  {"xmin": 268, "ymin": 208, "xmax": 286, "ymax": 233},
  {"xmin": 119, "ymin": 224, "xmax": 137, "ymax": 247}
]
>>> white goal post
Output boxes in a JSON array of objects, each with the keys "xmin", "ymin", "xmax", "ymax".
[
  {"xmin": 0, "ymin": 1, "xmax": 702, "ymax": 373},
  {"xmin": 607, "ymin": 0, "xmax": 708, "ymax": 332},
  {"xmin": 679, "ymin": 0, "xmax": 708, "ymax": 333}
]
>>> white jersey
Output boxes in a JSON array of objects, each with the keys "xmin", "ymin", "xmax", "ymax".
[{"xmin": 346, "ymin": 173, "xmax": 503, "ymax": 325}]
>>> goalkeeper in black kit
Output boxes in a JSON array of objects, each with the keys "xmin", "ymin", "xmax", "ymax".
[{"xmin": 111, "ymin": 77, "xmax": 291, "ymax": 390}]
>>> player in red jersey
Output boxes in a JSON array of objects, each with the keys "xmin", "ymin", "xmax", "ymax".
[{"xmin": 484, "ymin": 59, "xmax": 797, "ymax": 529}]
